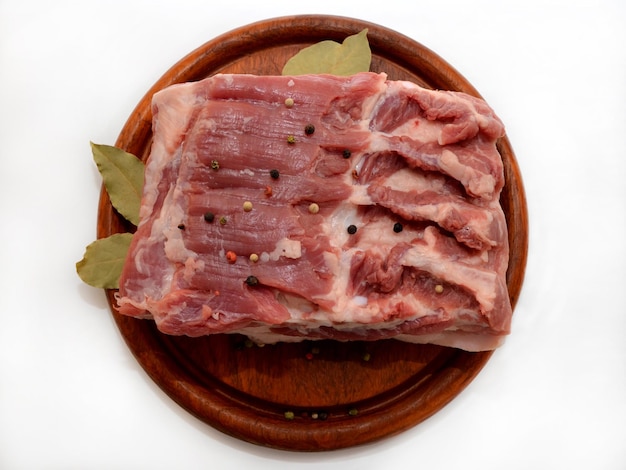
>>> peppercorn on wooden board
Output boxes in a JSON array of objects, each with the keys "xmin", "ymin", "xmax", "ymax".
[{"xmin": 97, "ymin": 14, "xmax": 528, "ymax": 451}]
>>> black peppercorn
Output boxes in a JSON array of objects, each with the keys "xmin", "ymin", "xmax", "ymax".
[
  {"xmin": 245, "ymin": 275, "xmax": 259, "ymax": 286},
  {"xmin": 342, "ymin": 149, "xmax": 351, "ymax": 159},
  {"xmin": 204, "ymin": 212, "xmax": 215, "ymax": 223},
  {"xmin": 304, "ymin": 124, "xmax": 315, "ymax": 135},
  {"xmin": 270, "ymin": 169, "xmax": 280, "ymax": 179},
  {"xmin": 347, "ymin": 224, "xmax": 357, "ymax": 234},
  {"xmin": 393, "ymin": 222, "xmax": 403, "ymax": 233}
]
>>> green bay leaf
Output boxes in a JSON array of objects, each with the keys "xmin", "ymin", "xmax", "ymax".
[
  {"xmin": 282, "ymin": 29, "xmax": 371, "ymax": 76},
  {"xmin": 76, "ymin": 233, "xmax": 133, "ymax": 289},
  {"xmin": 91, "ymin": 142, "xmax": 144, "ymax": 226}
]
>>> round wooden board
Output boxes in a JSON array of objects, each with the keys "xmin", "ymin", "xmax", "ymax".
[{"xmin": 97, "ymin": 15, "xmax": 528, "ymax": 452}]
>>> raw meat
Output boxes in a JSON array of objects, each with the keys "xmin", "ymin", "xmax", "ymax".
[{"xmin": 115, "ymin": 72, "xmax": 511, "ymax": 351}]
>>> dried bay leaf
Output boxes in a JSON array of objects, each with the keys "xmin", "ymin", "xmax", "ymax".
[
  {"xmin": 76, "ymin": 233, "xmax": 133, "ymax": 289},
  {"xmin": 91, "ymin": 142, "xmax": 144, "ymax": 226},
  {"xmin": 282, "ymin": 29, "xmax": 371, "ymax": 76}
]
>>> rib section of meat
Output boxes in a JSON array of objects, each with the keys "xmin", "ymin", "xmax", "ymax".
[{"xmin": 115, "ymin": 72, "xmax": 511, "ymax": 351}]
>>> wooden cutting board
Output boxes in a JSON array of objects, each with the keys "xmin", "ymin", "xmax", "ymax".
[{"xmin": 97, "ymin": 14, "xmax": 528, "ymax": 451}]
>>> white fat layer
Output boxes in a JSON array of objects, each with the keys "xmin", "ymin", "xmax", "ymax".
[
  {"xmin": 348, "ymin": 184, "xmax": 372, "ymax": 205},
  {"xmin": 238, "ymin": 313, "xmax": 502, "ymax": 352},
  {"xmin": 440, "ymin": 149, "xmax": 496, "ymax": 198},
  {"xmin": 268, "ymin": 238, "xmax": 301, "ymax": 261},
  {"xmin": 385, "ymin": 167, "xmax": 445, "ymax": 193},
  {"xmin": 394, "ymin": 118, "xmax": 442, "ymax": 142}
]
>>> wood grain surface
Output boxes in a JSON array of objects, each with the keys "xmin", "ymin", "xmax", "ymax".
[{"xmin": 96, "ymin": 15, "xmax": 528, "ymax": 451}]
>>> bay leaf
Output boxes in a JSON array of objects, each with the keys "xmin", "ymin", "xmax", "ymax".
[
  {"xmin": 91, "ymin": 142, "xmax": 144, "ymax": 226},
  {"xmin": 76, "ymin": 233, "xmax": 133, "ymax": 289},
  {"xmin": 282, "ymin": 29, "xmax": 371, "ymax": 76}
]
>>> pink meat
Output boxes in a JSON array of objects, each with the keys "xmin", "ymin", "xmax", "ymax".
[{"xmin": 116, "ymin": 72, "xmax": 511, "ymax": 352}]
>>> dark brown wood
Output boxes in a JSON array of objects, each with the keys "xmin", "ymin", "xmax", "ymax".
[{"xmin": 97, "ymin": 15, "xmax": 528, "ymax": 451}]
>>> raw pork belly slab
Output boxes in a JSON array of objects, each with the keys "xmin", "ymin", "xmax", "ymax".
[{"xmin": 116, "ymin": 72, "xmax": 512, "ymax": 351}]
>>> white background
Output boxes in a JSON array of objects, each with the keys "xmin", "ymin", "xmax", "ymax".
[{"xmin": 1, "ymin": 1, "xmax": 625, "ymax": 468}]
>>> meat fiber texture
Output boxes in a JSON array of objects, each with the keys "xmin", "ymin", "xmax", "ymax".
[{"xmin": 116, "ymin": 72, "xmax": 511, "ymax": 352}]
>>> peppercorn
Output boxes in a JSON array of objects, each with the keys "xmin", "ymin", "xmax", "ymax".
[
  {"xmin": 245, "ymin": 275, "xmax": 259, "ymax": 286},
  {"xmin": 304, "ymin": 124, "xmax": 315, "ymax": 135},
  {"xmin": 284, "ymin": 97, "xmax": 294, "ymax": 108},
  {"xmin": 269, "ymin": 169, "xmax": 280, "ymax": 179},
  {"xmin": 249, "ymin": 253, "xmax": 259, "ymax": 263},
  {"xmin": 287, "ymin": 135, "xmax": 296, "ymax": 144},
  {"xmin": 177, "ymin": 223, "xmax": 185, "ymax": 230},
  {"xmin": 204, "ymin": 212, "xmax": 215, "ymax": 223},
  {"xmin": 264, "ymin": 185, "xmax": 273, "ymax": 197},
  {"xmin": 219, "ymin": 216, "xmax": 227, "ymax": 225},
  {"xmin": 210, "ymin": 160, "xmax": 220, "ymax": 170},
  {"xmin": 347, "ymin": 224, "xmax": 357, "ymax": 235},
  {"xmin": 393, "ymin": 222, "xmax": 403, "ymax": 233},
  {"xmin": 348, "ymin": 408, "xmax": 359, "ymax": 417},
  {"xmin": 284, "ymin": 411, "xmax": 295, "ymax": 420},
  {"xmin": 342, "ymin": 149, "xmax": 352, "ymax": 159},
  {"xmin": 435, "ymin": 284, "xmax": 444, "ymax": 294},
  {"xmin": 226, "ymin": 251, "xmax": 237, "ymax": 263},
  {"xmin": 308, "ymin": 203, "xmax": 320, "ymax": 214},
  {"xmin": 243, "ymin": 201, "xmax": 253, "ymax": 212}
]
